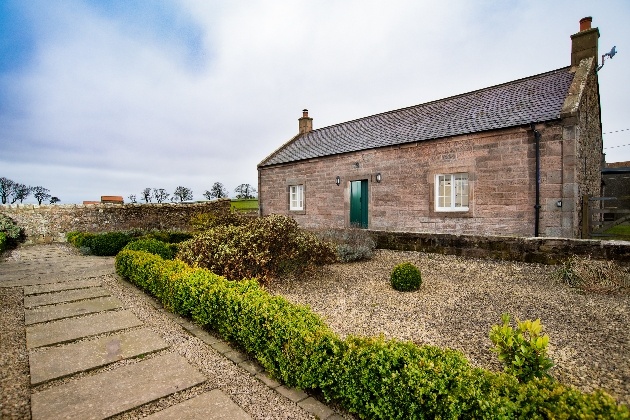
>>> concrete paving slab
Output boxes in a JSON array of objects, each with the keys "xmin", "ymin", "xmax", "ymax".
[
  {"xmin": 145, "ymin": 389, "xmax": 252, "ymax": 420},
  {"xmin": 0, "ymin": 266, "xmax": 113, "ymax": 287},
  {"xmin": 25, "ymin": 296, "xmax": 123, "ymax": 325},
  {"xmin": 24, "ymin": 278, "xmax": 102, "ymax": 295},
  {"xmin": 26, "ymin": 310, "xmax": 142, "ymax": 349},
  {"xmin": 29, "ymin": 328, "xmax": 169, "ymax": 385},
  {"xmin": 24, "ymin": 286, "xmax": 110, "ymax": 308},
  {"xmin": 30, "ymin": 352, "xmax": 206, "ymax": 420}
]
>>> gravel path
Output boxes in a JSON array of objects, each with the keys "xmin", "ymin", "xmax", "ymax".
[{"xmin": 266, "ymin": 250, "xmax": 630, "ymax": 405}]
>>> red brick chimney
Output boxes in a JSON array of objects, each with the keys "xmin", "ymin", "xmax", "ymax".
[
  {"xmin": 298, "ymin": 109, "xmax": 313, "ymax": 134},
  {"xmin": 571, "ymin": 16, "xmax": 599, "ymax": 68}
]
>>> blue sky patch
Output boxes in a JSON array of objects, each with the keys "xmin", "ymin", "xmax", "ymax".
[
  {"xmin": 84, "ymin": 0, "xmax": 207, "ymax": 70},
  {"xmin": 0, "ymin": 1, "xmax": 36, "ymax": 74}
]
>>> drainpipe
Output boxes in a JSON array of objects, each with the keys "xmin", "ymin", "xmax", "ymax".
[{"xmin": 531, "ymin": 123, "xmax": 541, "ymax": 237}]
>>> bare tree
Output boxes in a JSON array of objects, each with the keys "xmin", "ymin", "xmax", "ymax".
[
  {"xmin": 153, "ymin": 188, "xmax": 170, "ymax": 203},
  {"xmin": 50, "ymin": 196, "xmax": 60, "ymax": 204},
  {"xmin": 0, "ymin": 177, "xmax": 15, "ymax": 204},
  {"xmin": 204, "ymin": 182, "xmax": 228, "ymax": 200},
  {"xmin": 128, "ymin": 194, "xmax": 137, "ymax": 203},
  {"xmin": 234, "ymin": 184, "xmax": 257, "ymax": 199},
  {"xmin": 172, "ymin": 186, "xmax": 193, "ymax": 202},
  {"xmin": 10, "ymin": 183, "xmax": 31, "ymax": 204},
  {"xmin": 142, "ymin": 188, "xmax": 152, "ymax": 203},
  {"xmin": 32, "ymin": 186, "xmax": 51, "ymax": 205}
]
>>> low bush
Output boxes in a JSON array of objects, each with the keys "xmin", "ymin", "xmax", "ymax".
[
  {"xmin": 189, "ymin": 209, "xmax": 249, "ymax": 232},
  {"xmin": 66, "ymin": 231, "xmax": 131, "ymax": 256},
  {"xmin": 123, "ymin": 238, "xmax": 175, "ymax": 260},
  {"xmin": 315, "ymin": 228, "xmax": 376, "ymax": 262},
  {"xmin": 115, "ymin": 250, "xmax": 629, "ymax": 419},
  {"xmin": 556, "ymin": 254, "xmax": 627, "ymax": 293},
  {"xmin": 0, "ymin": 213, "xmax": 23, "ymax": 246},
  {"xmin": 390, "ymin": 262, "xmax": 422, "ymax": 291},
  {"xmin": 0, "ymin": 232, "xmax": 7, "ymax": 253},
  {"xmin": 489, "ymin": 313, "xmax": 554, "ymax": 383},
  {"xmin": 135, "ymin": 230, "xmax": 192, "ymax": 244},
  {"xmin": 178, "ymin": 214, "xmax": 337, "ymax": 283},
  {"xmin": 67, "ymin": 230, "xmax": 189, "ymax": 256}
]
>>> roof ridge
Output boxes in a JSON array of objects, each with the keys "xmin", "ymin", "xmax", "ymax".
[{"xmin": 308, "ymin": 66, "xmax": 571, "ymax": 133}]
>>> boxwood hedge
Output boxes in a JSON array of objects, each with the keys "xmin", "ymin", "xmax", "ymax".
[{"xmin": 115, "ymin": 250, "xmax": 629, "ymax": 419}]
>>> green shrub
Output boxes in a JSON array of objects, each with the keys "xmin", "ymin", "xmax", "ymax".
[
  {"xmin": 178, "ymin": 214, "xmax": 337, "ymax": 283},
  {"xmin": 123, "ymin": 238, "xmax": 175, "ymax": 260},
  {"xmin": 390, "ymin": 262, "xmax": 422, "ymax": 291},
  {"xmin": 489, "ymin": 313, "xmax": 554, "ymax": 383},
  {"xmin": 136, "ymin": 230, "xmax": 192, "ymax": 244},
  {"xmin": 88, "ymin": 232, "xmax": 132, "ymax": 256},
  {"xmin": 555, "ymin": 254, "xmax": 626, "ymax": 293},
  {"xmin": 0, "ymin": 232, "xmax": 6, "ymax": 253},
  {"xmin": 189, "ymin": 209, "xmax": 249, "ymax": 232},
  {"xmin": 115, "ymin": 250, "xmax": 629, "ymax": 420},
  {"xmin": 68, "ymin": 231, "xmax": 131, "ymax": 256},
  {"xmin": 0, "ymin": 213, "xmax": 23, "ymax": 245},
  {"xmin": 315, "ymin": 228, "xmax": 376, "ymax": 262}
]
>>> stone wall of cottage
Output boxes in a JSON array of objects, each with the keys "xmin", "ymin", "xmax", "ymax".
[
  {"xmin": 0, "ymin": 200, "xmax": 230, "ymax": 244},
  {"xmin": 576, "ymin": 66, "xmax": 604, "ymax": 235},
  {"xmin": 259, "ymin": 122, "xmax": 575, "ymax": 237}
]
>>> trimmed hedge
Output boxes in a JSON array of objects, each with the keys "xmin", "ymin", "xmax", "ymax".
[
  {"xmin": 0, "ymin": 232, "xmax": 6, "ymax": 253},
  {"xmin": 115, "ymin": 250, "xmax": 630, "ymax": 419},
  {"xmin": 66, "ymin": 230, "xmax": 190, "ymax": 256},
  {"xmin": 122, "ymin": 238, "xmax": 175, "ymax": 260}
]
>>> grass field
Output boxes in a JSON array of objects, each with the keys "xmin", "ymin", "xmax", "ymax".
[
  {"xmin": 603, "ymin": 222, "xmax": 630, "ymax": 239},
  {"xmin": 230, "ymin": 199, "xmax": 258, "ymax": 212}
]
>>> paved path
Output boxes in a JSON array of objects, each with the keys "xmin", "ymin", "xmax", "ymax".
[{"xmin": 1, "ymin": 244, "xmax": 345, "ymax": 420}]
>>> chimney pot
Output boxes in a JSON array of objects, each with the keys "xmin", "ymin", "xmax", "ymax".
[
  {"xmin": 579, "ymin": 16, "xmax": 592, "ymax": 31},
  {"xmin": 302, "ymin": 109, "xmax": 309, "ymax": 118}
]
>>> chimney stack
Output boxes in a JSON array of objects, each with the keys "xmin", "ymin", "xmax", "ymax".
[
  {"xmin": 298, "ymin": 109, "xmax": 313, "ymax": 134},
  {"xmin": 571, "ymin": 16, "xmax": 599, "ymax": 69}
]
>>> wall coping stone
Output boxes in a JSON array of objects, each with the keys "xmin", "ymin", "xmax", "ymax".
[{"xmin": 370, "ymin": 230, "xmax": 630, "ymax": 264}]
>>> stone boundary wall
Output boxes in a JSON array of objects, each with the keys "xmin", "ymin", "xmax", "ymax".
[
  {"xmin": 0, "ymin": 200, "xmax": 231, "ymax": 244},
  {"xmin": 371, "ymin": 230, "xmax": 630, "ymax": 264}
]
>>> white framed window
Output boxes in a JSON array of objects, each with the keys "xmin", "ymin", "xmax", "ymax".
[
  {"xmin": 436, "ymin": 173, "xmax": 469, "ymax": 211},
  {"xmin": 289, "ymin": 185, "xmax": 304, "ymax": 211}
]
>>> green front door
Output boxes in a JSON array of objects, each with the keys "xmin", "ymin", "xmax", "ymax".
[{"xmin": 350, "ymin": 180, "xmax": 368, "ymax": 228}]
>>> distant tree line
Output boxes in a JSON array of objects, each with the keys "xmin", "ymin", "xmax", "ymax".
[
  {"xmin": 127, "ymin": 182, "xmax": 257, "ymax": 204},
  {"xmin": 0, "ymin": 177, "xmax": 60, "ymax": 205}
]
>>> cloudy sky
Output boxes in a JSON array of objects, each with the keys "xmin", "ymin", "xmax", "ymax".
[{"xmin": 1, "ymin": 0, "xmax": 628, "ymax": 204}]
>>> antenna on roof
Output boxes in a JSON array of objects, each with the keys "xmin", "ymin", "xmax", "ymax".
[{"xmin": 597, "ymin": 46, "xmax": 617, "ymax": 71}]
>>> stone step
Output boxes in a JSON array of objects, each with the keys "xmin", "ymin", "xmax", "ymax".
[
  {"xmin": 26, "ymin": 310, "xmax": 142, "ymax": 349},
  {"xmin": 30, "ymin": 352, "xmax": 206, "ymax": 420},
  {"xmin": 29, "ymin": 328, "xmax": 169, "ymax": 385},
  {"xmin": 24, "ymin": 286, "xmax": 110, "ymax": 308},
  {"xmin": 24, "ymin": 278, "xmax": 102, "ymax": 295},
  {"xmin": 25, "ymin": 296, "xmax": 123, "ymax": 325},
  {"xmin": 145, "ymin": 389, "xmax": 252, "ymax": 420},
  {"xmin": 0, "ymin": 266, "xmax": 114, "ymax": 287}
]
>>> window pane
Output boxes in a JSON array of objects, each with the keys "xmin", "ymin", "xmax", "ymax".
[
  {"xmin": 290, "ymin": 185, "xmax": 303, "ymax": 210},
  {"xmin": 454, "ymin": 174, "xmax": 468, "ymax": 208},
  {"xmin": 438, "ymin": 175, "xmax": 451, "ymax": 208}
]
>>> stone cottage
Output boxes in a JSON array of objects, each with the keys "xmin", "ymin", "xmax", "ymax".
[{"xmin": 258, "ymin": 17, "xmax": 604, "ymax": 238}]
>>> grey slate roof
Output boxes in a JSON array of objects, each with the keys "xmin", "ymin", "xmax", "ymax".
[{"xmin": 259, "ymin": 67, "xmax": 574, "ymax": 167}]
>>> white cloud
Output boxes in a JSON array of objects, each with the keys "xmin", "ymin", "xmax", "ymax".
[{"xmin": 1, "ymin": 0, "xmax": 629, "ymax": 203}]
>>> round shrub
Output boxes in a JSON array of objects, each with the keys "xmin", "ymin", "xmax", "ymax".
[
  {"xmin": 88, "ymin": 232, "xmax": 132, "ymax": 256},
  {"xmin": 390, "ymin": 262, "xmax": 422, "ymax": 291},
  {"xmin": 123, "ymin": 238, "xmax": 175, "ymax": 260}
]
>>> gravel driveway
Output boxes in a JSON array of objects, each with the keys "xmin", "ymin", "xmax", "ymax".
[{"xmin": 266, "ymin": 250, "xmax": 630, "ymax": 406}]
